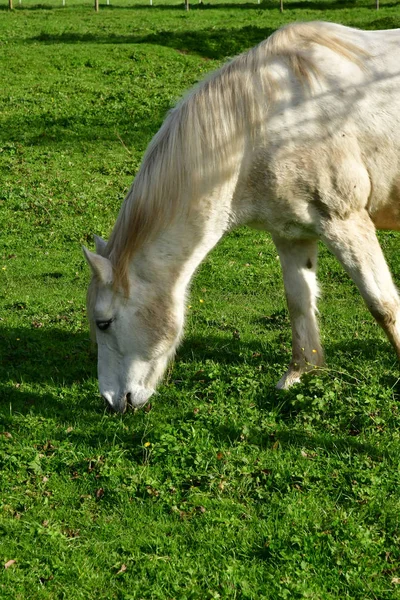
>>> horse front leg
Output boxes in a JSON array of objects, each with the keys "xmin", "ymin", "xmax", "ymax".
[
  {"xmin": 320, "ymin": 210, "xmax": 400, "ymax": 359},
  {"xmin": 273, "ymin": 237, "xmax": 324, "ymax": 389}
]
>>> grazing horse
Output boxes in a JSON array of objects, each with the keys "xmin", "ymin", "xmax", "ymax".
[{"xmin": 84, "ymin": 21, "xmax": 400, "ymax": 413}]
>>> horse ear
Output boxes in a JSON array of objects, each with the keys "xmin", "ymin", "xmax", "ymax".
[
  {"xmin": 93, "ymin": 234, "xmax": 107, "ymax": 256},
  {"xmin": 82, "ymin": 246, "xmax": 113, "ymax": 285}
]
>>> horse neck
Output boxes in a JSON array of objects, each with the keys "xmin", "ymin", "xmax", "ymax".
[{"xmin": 130, "ymin": 188, "xmax": 234, "ymax": 300}]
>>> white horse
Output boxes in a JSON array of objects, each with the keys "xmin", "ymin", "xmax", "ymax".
[{"xmin": 84, "ymin": 21, "xmax": 400, "ymax": 413}]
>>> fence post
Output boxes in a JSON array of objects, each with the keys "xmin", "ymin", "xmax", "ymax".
[
  {"xmin": 94, "ymin": 0, "xmax": 99, "ymax": 10},
  {"xmin": 9, "ymin": 0, "xmax": 13, "ymax": 9}
]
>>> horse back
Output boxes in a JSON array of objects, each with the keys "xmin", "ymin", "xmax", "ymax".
[{"xmin": 247, "ymin": 27, "xmax": 400, "ymax": 235}]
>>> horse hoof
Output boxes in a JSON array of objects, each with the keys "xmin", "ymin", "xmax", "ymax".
[{"xmin": 276, "ymin": 371, "xmax": 302, "ymax": 390}]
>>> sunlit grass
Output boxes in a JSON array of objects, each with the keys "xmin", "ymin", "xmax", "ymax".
[{"xmin": 1, "ymin": 2, "xmax": 400, "ymax": 598}]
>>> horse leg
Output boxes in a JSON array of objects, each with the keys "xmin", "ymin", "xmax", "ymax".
[
  {"xmin": 320, "ymin": 210, "xmax": 400, "ymax": 359},
  {"xmin": 273, "ymin": 237, "xmax": 324, "ymax": 390}
]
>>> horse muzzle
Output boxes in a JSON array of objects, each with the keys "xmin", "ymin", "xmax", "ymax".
[{"xmin": 102, "ymin": 385, "xmax": 154, "ymax": 413}]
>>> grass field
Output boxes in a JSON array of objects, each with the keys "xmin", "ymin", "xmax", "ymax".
[{"xmin": 2, "ymin": 1, "xmax": 400, "ymax": 598}]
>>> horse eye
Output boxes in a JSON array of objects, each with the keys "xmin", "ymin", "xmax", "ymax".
[{"xmin": 96, "ymin": 319, "xmax": 113, "ymax": 331}]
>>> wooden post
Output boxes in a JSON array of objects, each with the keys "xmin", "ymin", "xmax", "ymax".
[
  {"xmin": 185, "ymin": 0, "xmax": 189, "ymax": 9},
  {"xmin": 9, "ymin": 0, "xmax": 13, "ymax": 9},
  {"xmin": 94, "ymin": 0, "xmax": 99, "ymax": 10},
  {"xmin": 280, "ymin": 0, "xmax": 283, "ymax": 11}
]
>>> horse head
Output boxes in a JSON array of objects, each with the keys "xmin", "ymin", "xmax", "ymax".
[{"xmin": 83, "ymin": 236, "xmax": 182, "ymax": 413}]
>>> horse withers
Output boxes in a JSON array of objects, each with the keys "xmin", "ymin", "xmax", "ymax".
[{"xmin": 84, "ymin": 21, "xmax": 400, "ymax": 412}]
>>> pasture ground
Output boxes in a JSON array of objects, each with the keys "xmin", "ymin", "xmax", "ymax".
[{"xmin": 1, "ymin": 1, "xmax": 400, "ymax": 598}]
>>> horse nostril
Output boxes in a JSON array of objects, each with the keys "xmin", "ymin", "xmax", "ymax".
[{"xmin": 126, "ymin": 392, "xmax": 132, "ymax": 406}]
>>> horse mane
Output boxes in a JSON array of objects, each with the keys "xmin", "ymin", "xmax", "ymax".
[{"xmin": 104, "ymin": 21, "xmax": 368, "ymax": 294}]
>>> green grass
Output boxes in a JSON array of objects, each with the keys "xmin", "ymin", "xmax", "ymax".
[{"xmin": 2, "ymin": 1, "xmax": 400, "ymax": 598}]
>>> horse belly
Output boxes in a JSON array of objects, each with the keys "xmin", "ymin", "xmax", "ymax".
[
  {"xmin": 371, "ymin": 204, "xmax": 400, "ymax": 231},
  {"xmin": 370, "ymin": 181, "xmax": 400, "ymax": 231}
]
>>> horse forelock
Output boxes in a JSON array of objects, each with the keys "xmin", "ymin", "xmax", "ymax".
[{"xmin": 104, "ymin": 21, "xmax": 368, "ymax": 293}]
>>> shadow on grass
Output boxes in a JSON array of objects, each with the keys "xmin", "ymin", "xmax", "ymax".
[
  {"xmin": 30, "ymin": 14, "xmax": 400, "ymax": 60},
  {"xmin": 0, "ymin": 324, "xmax": 398, "ymax": 480},
  {"xmin": 0, "ymin": 323, "xmax": 395, "ymax": 386},
  {"xmin": 276, "ymin": 428, "xmax": 392, "ymax": 458},
  {"xmin": 0, "ymin": 323, "xmax": 398, "ymax": 434},
  {"xmin": 0, "ymin": 324, "xmax": 101, "ymax": 420},
  {"xmin": 0, "ymin": 4, "xmax": 52, "ymax": 9},
  {"xmin": 25, "ymin": 10, "xmax": 400, "ymax": 63},
  {"xmin": 0, "ymin": 109, "xmax": 166, "ymax": 151},
  {"xmin": 30, "ymin": 25, "xmax": 277, "ymax": 59},
  {"xmin": 0, "ymin": 325, "xmax": 94, "ymax": 385}
]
